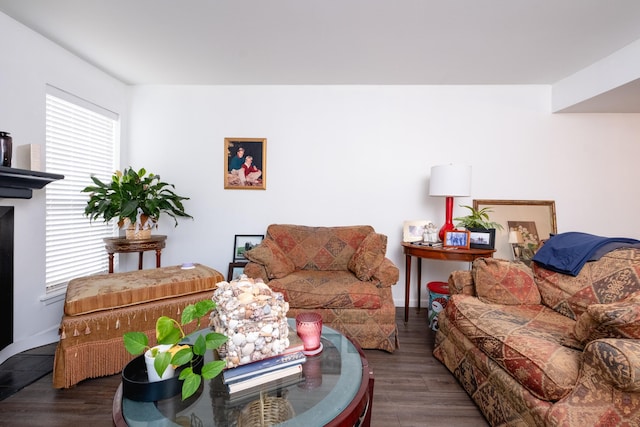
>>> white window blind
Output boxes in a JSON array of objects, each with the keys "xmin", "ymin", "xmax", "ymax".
[{"xmin": 45, "ymin": 87, "xmax": 119, "ymax": 292}]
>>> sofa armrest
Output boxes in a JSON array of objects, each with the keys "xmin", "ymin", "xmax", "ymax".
[
  {"xmin": 547, "ymin": 338, "xmax": 640, "ymax": 425},
  {"xmin": 371, "ymin": 257, "xmax": 399, "ymax": 288},
  {"xmin": 448, "ymin": 271, "xmax": 476, "ymax": 296},
  {"xmin": 243, "ymin": 262, "xmax": 270, "ymax": 283},
  {"xmin": 582, "ymin": 338, "xmax": 640, "ymax": 392}
]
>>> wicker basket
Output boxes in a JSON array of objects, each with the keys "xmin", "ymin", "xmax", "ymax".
[
  {"xmin": 238, "ymin": 395, "xmax": 295, "ymax": 426},
  {"xmin": 125, "ymin": 227, "xmax": 152, "ymax": 240}
]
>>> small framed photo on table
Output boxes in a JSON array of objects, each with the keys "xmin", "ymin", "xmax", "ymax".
[
  {"xmin": 468, "ymin": 228, "xmax": 496, "ymax": 249},
  {"xmin": 233, "ymin": 234, "xmax": 264, "ymax": 261},
  {"xmin": 443, "ymin": 230, "xmax": 471, "ymax": 249}
]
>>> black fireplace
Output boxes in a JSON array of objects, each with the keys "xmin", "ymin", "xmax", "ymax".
[{"xmin": 0, "ymin": 206, "xmax": 13, "ymax": 350}]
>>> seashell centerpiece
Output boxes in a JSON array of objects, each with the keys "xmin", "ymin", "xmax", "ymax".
[{"xmin": 210, "ymin": 275, "xmax": 290, "ymax": 368}]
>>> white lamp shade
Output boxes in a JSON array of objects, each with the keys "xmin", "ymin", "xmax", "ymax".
[
  {"xmin": 508, "ymin": 230, "xmax": 524, "ymax": 244},
  {"xmin": 429, "ymin": 164, "xmax": 472, "ymax": 197}
]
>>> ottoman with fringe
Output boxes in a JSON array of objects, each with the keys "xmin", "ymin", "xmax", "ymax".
[{"xmin": 53, "ymin": 264, "xmax": 224, "ymax": 388}]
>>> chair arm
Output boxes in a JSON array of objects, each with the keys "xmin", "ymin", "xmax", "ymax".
[
  {"xmin": 448, "ymin": 271, "xmax": 476, "ymax": 296},
  {"xmin": 243, "ymin": 262, "xmax": 270, "ymax": 283},
  {"xmin": 372, "ymin": 258, "xmax": 400, "ymax": 288}
]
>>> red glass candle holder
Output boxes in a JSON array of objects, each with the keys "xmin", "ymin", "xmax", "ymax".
[{"xmin": 295, "ymin": 312, "xmax": 323, "ymax": 356}]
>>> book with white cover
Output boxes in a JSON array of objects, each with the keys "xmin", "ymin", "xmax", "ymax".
[{"xmin": 227, "ymin": 364, "xmax": 304, "ymax": 394}]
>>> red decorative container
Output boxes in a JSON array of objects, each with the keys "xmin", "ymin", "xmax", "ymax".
[{"xmin": 295, "ymin": 312, "xmax": 323, "ymax": 356}]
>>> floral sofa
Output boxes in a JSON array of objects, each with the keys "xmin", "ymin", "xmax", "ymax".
[
  {"xmin": 243, "ymin": 224, "xmax": 399, "ymax": 352},
  {"xmin": 434, "ymin": 250, "xmax": 640, "ymax": 426}
]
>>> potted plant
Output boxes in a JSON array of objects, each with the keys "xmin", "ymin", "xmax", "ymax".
[
  {"xmin": 454, "ymin": 205, "xmax": 503, "ymax": 230},
  {"xmin": 81, "ymin": 167, "xmax": 193, "ymax": 239},
  {"xmin": 454, "ymin": 205, "xmax": 503, "ymax": 249},
  {"xmin": 123, "ymin": 299, "xmax": 228, "ymax": 400}
]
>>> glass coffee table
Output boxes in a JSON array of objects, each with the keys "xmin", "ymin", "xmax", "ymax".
[{"xmin": 113, "ymin": 320, "xmax": 373, "ymax": 426}]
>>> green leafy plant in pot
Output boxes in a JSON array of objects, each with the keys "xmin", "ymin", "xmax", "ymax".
[
  {"xmin": 123, "ymin": 300, "xmax": 228, "ymax": 400},
  {"xmin": 81, "ymin": 167, "xmax": 193, "ymax": 238},
  {"xmin": 453, "ymin": 205, "xmax": 503, "ymax": 231}
]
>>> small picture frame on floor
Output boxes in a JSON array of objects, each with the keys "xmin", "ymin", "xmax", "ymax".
[
  {"xmin": 233, "ymin": 234, "xmax": 264, "ymax": 261},
  {"xmin": 227, "ymin": 262, "xmax": 247, "ymax": 281}
]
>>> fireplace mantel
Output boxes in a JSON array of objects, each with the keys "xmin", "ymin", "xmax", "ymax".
[{"xmin": 0, "ymin": 166, "xmax": 64, "ymax": 199}]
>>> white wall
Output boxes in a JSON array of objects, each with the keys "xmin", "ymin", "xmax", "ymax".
[
  {"xmin": 0, "ymin": 13, "xmax": 129, "ymax": 363},
  {"xmin": 2, "ymin": 10, "xmax": 640, "ymax": 363},
  {"xmin": 127, "ymin": 85, "xmax": 640, "ymax": 311}
]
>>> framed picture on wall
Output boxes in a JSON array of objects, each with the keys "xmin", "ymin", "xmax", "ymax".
[
  {"xmin": 224, "ymin": 137, "xmax": 267, "ymax": 190},
  {"xmin": 233, "ymin": 234, "xmax": 264, "ymax": 262}
]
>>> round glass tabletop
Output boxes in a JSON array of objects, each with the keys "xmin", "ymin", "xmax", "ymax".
[{"xmin": 116, "ymin": 320, "xmax": 368, "ymax": 426}]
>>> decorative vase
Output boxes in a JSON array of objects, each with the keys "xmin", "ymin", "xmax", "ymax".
[
  {"xmin": 295, "ymin": 312, "xmax": 323, "ymax": 356},
  {"xmin": 144, "ymin": 344, "xmax": 175, "ymax": 382},
  {"xmin": 0, "ymin": 132, "xmax": 12, "ymax": 167}
]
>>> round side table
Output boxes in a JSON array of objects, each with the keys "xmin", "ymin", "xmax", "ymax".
[{"xmin": 103, "ymin": 235, "xmax": 167, "ymax": 273}]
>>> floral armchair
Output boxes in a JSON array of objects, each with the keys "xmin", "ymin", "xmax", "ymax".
[{"xmin": 243, "ymin": 224, "xmax": 399, "ymax": 352}]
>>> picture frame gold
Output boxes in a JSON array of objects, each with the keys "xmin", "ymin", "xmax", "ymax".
[
  {"xmin": 224, "ymin": 137, "xmax": 266, "ymax": 190},
  {"xmin": 443, "ymin": 229, "xmax": 470, "ymax": 249},
  {"xmin": 473, "ymin": 199, "xmax": 557, "ymax": 260}
]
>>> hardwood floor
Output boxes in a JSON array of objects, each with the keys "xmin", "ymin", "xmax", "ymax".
[{"xmin": 0, "ymin": 308, "xmax": 488, "ymax": 426}]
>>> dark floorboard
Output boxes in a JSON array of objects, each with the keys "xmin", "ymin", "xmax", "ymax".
[{"xmin": 0, "ymin": 308, "xmax": 488, "ymax": 426}]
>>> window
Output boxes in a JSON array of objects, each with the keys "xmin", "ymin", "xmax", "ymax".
[{"xmin": 45, "ymin": 86, "xmax": 119, "ymax": 293}]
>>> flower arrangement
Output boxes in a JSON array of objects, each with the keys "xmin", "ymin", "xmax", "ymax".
[
  {"xmin": 123, "ymin": 299, "xmax": 228, "ymax": 400},
  {"xmin": 82, "ymin": 167, "xmax": 192, "ymax": 234}
]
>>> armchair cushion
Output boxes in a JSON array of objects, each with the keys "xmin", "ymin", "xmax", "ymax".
[
  {"xmin": 473, "ymin": 258, "xmax": 541, "ymax": 305},
  {"xmin": 348, "ymin": 232, "xmax": 387, "ymax": 281},
  {"xmin": 244, "ymin": 238, "xmax": 295, "ymax": 279},
  {"xmin": 573, "ymin": 292, "xmax": 640, "ymax": 344}
]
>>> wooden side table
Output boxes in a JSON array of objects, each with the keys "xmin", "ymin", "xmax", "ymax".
[
  {"xmin": 103, "ymin": 235, "xmax": 167, "ymax": 273},
  {"xmin": 401, "ymin": 242, "xmax": 495, "ymax": 323}
]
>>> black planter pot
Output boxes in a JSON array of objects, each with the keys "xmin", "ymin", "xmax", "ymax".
[{"xmin": 122, "ymin": 353, "xmax": 203, "ymax": 402}]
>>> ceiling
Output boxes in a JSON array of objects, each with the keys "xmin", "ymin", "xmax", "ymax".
[{"xmin": 2, "ymin": 0, "xmax": 640, "ymax": 111}]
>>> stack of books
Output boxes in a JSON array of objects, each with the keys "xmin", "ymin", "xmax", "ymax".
[{"xmin": 221, "ymin": 328, "xmax": 306, "ymax": 395}]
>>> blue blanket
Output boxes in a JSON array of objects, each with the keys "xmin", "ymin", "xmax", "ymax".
[{"xmin": 532, "ymin": 232, "xmax": 640, "ymax": 276}]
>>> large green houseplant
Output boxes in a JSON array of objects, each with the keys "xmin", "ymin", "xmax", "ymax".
[
  {"xmin": 123, "ymin": 299, "xmax": 228, "ymax": 400},
  {"xmin": 81, "ymin": 167, "xmax": 192, "ymax": 235}
]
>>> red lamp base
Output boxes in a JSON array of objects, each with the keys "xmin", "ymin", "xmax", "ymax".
[{"xmin": 438, "ymin": 196, "xmax": 455, "ymax": 241}]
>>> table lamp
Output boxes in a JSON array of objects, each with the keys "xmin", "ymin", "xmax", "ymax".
[
  {"xmin": 429, "ymin": 164, "xmax": 472, "ymax": 241},
  {"xmin": 508, "ymin": 230, "xmax": 524, "ymax": 260}
]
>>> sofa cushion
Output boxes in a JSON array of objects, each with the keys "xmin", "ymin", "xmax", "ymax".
[
  {"xmin": 266, "ymin": 270, "xmax": 382, "ymax": 309},
  {"xmin": 473, "ymin": 258, "xmax": 541, "ymax": 305},
  {"xmin": 573, "ymin": 291, "xmax": 640, "ymax": 344},
  {"xmin": 348, "ymin": 232, "xmax": 387, "ymax": 281},
  {"xmin": 244, "ymin": 238, "xmax": 295, "ymax": 279},
  {"xmin": 445, "ymin": 294, "xmax": 581, "ymax": 401},
  {"xmin": 534, "ymin": 248, "xmax": 640, "ymax": 320},
  {"xmin": 63, "ymin": 264, "xmax": 223, "ymax": 316},
  {"xmin": 265, "ymin": 224, "xmax": 374, "ymax": 271}
]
